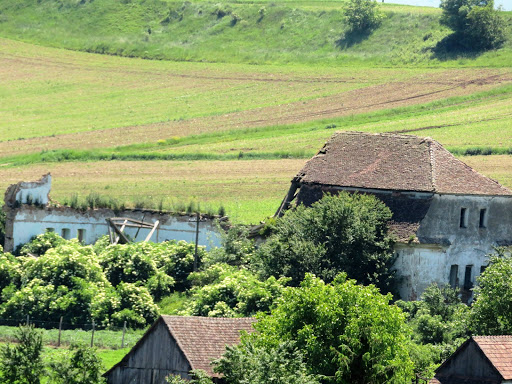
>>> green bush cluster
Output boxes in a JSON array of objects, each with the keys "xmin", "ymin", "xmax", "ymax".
[
  {"xmin": 0, "ymin": 324, "xmax": 105, "ymax": 384},
  {"xmin": 440, "ymin": 0, "xmax": 507, "ymax": 50},
  {"xmin": 216, "ymin": 274, "xmax": 414, "ymax": 384},
  {"xmin": 0, "ymin": 233, "xmax": 205, "ymax": 328},
  {"xmin": 183, "ymin": 264, "xmax": 288, "ymax": 317},
  {"xmin": 397, "ymin": 284, "xmax": 470, "ymax": 378}
]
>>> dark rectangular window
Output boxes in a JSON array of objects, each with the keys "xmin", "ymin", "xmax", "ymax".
[
  {"xmin": 464, "ymin": 265, "xmax": 473, "ymax": 290},
  {"xmin": 77, "ymin": 229, "xmax": 86, "ymax": 242},
  {"xmin": 449, "ymin": 265, "xmax": 458, "ymax": 289},
  {"xmin": 480, "ymin": 265, "xmax": 487, "ymax": 274},
  {"xmin": 61, "ymin": 228, "xmax": 70, "ymax": 240},
  {"xmin": 479, "ymin": 209, "xmax": 487, "ymax": 228},
  {"xmin": 460, "ymin": 208, "xmax": 467, "ymax": 228}
]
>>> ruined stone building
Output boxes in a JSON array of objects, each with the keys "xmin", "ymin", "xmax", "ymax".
[
  {"xmin": 279, "ymin": 131, "xmax": 512, "ymax": 300},
  {"xmin": 2, "ymin": 174, "xmax": 220, "ymax": 252}
]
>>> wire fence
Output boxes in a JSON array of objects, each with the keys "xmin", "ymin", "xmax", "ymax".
[{"xmin": 0, "ymin": 317, "xmax": 145, "ymax": 349}]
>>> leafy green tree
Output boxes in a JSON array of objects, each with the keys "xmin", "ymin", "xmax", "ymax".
[
  {"xmin": 0, "ymin": 325, "xmax": 44, "ymax": 384},
  {"xmin": 49, "ymin": 343, "xmax": 106, "ymax": 384},
  {"xmin": 397, "ymin": 284, "xmax": 469, "ymax": 378},
  {"xmin": 184, "ymin": 263, "xmax": 288, "ymax": 317},
  {"xmin": 440, "ymin": 0, "xmax": 506, "ymax": 50},
  {"xmin": 113, "ymin": 282, "xmax": 160, "ymax": 327},
  {"xmin": 18, "ymin": 230, "xmax": 66, "ymax": 256},
  {"xmin": 231, "ymin": 274, "xmax": 413, "ymax": 384},
  {"xmin": 344, "ymin": 0, "xmax": 384, "ymax": 33},
  {"xmin": 215, "ymin": 340, "xmax": 320, "ymax": 384},
  {"xmin": 256, "ymin": 192, "xmax": 396, "ymax": 294},
  {"xmin": 471, "ymin": 248, "xmax": 512, "ymax": 334}
]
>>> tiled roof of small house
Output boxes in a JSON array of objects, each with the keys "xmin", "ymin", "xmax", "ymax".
[
  {"xmin": 162, "ymin": 315, "xmax": 256, "ymax": 377},
  {"xmin": 294, "ymin": 132, "xmax": 512, "ymax": 196},
  {"xmin": 432, "ymin": 335, "xmax": 512, "ymax": 384},
  {"xmin": 103, "ymin": 315, "xmax": 256, "ymax": 380},
  {"xmin": 473, "ymin": 335, "xmax": 512, "ymax": 380}
]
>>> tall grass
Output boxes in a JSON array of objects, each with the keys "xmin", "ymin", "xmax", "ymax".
[{"xmin": 0, "ymin": 0, "xmax": 511, "ymax": 67}]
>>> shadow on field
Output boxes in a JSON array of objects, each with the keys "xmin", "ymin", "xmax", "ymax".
[
  {"xmin": 335, "ymin": 29, "xmax": 372, "ymax": 49},
  {"xmin": 431, "ymin": 33, "xmax": 487, "ymax": 61}
]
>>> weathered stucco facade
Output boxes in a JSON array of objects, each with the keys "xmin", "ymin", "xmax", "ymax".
[
  {"xmin": 283, "ymin": 132, "xmax": 512, "ymax": 301},
  {"xmin": 3, "ymin": 175, "xmax": 220, "ymax": 252}
]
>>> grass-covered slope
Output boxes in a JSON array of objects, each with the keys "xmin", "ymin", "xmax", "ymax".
[
  {"xmin": 1, "ymin": 1, "xmax": 512, "ymax": 223},
  {"xmin": 0, "ymin": 0, "xmax": 511, "ymax": 66}
]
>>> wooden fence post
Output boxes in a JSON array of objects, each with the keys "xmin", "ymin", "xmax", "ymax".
[
  {"xmin": 194, "ymin": 211, "xmax": 200, "ymax": 271},
  {"xmin": 91, "ymin": 320, "xmax": 95, "ymax": 348},
  {"xmin": 121, "ymin": 321, "xmax": 126, "ymax": 348},
  {"xmin": 58, "ymin": 317, "xmax": 63, "ymax": 347},
  {"xmin": 26, "ymin": 314, "xmax": 29, "ymax": 326}
]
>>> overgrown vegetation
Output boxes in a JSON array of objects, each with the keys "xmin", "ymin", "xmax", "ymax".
[
  {"xmin": 0, "ymin": 325, "xmax": 106, "ymax": 384},
  {"xmin": 0, "ymin": 232, "xmax": 206, "ymax": 328},
  {"xmin": 440, "ymin": 0, "xmax": 507, "ymax": 50},
  {"xmin": 256, "ymin": 192, "xmax": 397, "ymax": 294},
  {"xmin": 217, "ymin": 274, "xmax": 414, "ymax": 384}
]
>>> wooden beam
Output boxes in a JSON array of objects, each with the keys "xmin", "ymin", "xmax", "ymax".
[{"xmin": 144, "ymin": 220, "xmax": 159, "ymax": 242}]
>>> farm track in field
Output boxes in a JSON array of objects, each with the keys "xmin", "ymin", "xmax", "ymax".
[{"xmin": 2, "ymin": 66, "xmax": 511, "ymax": 157}]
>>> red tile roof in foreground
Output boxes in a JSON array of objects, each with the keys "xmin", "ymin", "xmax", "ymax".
[
  {"xmin": 294, "ymin": 132, "xmax": 512, "ymax": 196},
  {"xmin": 162, "ymin": 315, "xmax": 256, "ymax": 377},
  {"xmin": 473, "ymin": 335, "xmax": 512, "ymax": 380}
]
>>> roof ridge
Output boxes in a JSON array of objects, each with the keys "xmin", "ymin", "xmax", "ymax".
[
  {"xmin": 425, "ymin": 137, "xmax": 436, "ymax": 193},
  {"xmin": 161, "ymin": 315, "xmax": 256, "ymax": 321},
  {"xmin": 337, "ymin": 130, "xmax": 429, "ymax": 140}
]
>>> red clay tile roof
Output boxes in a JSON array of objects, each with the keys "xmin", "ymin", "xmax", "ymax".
[
  {"xmin": 294, "ymin": 132, "xmax": 512, "ymax": 196},
  {"xmin": 474, "ymin": 335, "xmax": 512, "ymax": 380},
  {"xmin": 162, "ymin": 315, "xmax": 256, "ymax": 377}
]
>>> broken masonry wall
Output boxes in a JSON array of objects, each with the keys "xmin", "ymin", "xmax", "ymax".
[
  {"xmin": 6, "ymin": 206, "xmax": 220, "ymax": 252},
  {"xmin": 4, "ymin": 173, "xmax": 51, "ymax": 207},
  {"xmin": 3, "ymin": 175, "xmax": 220, "ymax": 252}
]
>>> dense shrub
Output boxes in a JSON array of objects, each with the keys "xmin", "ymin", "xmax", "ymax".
[
  {"xmin": 471, "ymin": 248, "xmax": 512, "ymax": 334},
  {"xmin": 0, "ymin": 325, "xmax": 44, "ymax": 384},
  {"xmin": 255, "ymin": 192, "xmax": 396, "ymax": 294},
  {"xmin": 49, "ymin": 343, "xmax": 106, "ymax": 384},
  {"xmin": 184, "ymin": 264, "xmax": 288, "ymax": 317},
  {"xmin": 113, "ymin": 282, "xmax": 159, "ymax": 327},
  {"xmin": 440, "ymin": 0, "xmax": 506, "ymax": 50},
  {"xmin": 344, "ymin": 0, "xmax": 384, "ymax": 33},
  {"xmin": 216, "ymin": 340, "xmax": 320, "ymax": 384},
  {"xmin": 217, "ymin": 274, "xmax": 413, "ymax": 384},
  {"xmin": 18, "ymin": 231, "xmax": 66, "ymax": 256}
]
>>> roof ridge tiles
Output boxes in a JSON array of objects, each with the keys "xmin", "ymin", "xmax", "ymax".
[{"xmin": 294, "ymin": 131, "xmax": 512, "ymax": 196}]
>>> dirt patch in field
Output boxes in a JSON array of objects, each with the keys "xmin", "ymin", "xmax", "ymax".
[{"xmin": 1, "ymin": 67, "xmax": 511, "ymax": 156}]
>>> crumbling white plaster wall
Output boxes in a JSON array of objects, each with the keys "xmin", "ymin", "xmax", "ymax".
[
  {"xmin": 394, "ymin": 193, "xmax": 512, "ymax": 300},
  {"xmin": 9, "ymin": 206, "xmax": 220, "ymax": 251}
]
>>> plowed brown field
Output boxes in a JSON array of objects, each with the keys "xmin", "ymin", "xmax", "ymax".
[{"xmin": 1, "ymin": 39, "xmax": 511, "ymax": 156}]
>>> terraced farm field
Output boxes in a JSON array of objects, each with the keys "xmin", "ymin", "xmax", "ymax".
[{"xmin": 1, "ymin": 17, "xmax": 512, "ymax": 223}]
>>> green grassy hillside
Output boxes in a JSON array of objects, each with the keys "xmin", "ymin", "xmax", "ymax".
[
  {"xmin": 0, "ymin": 0, "xmax": 511, "ymax": 66},
  {"xmin": 1, "ymin": 1, "xmax": 511, "ymax": 223}
]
